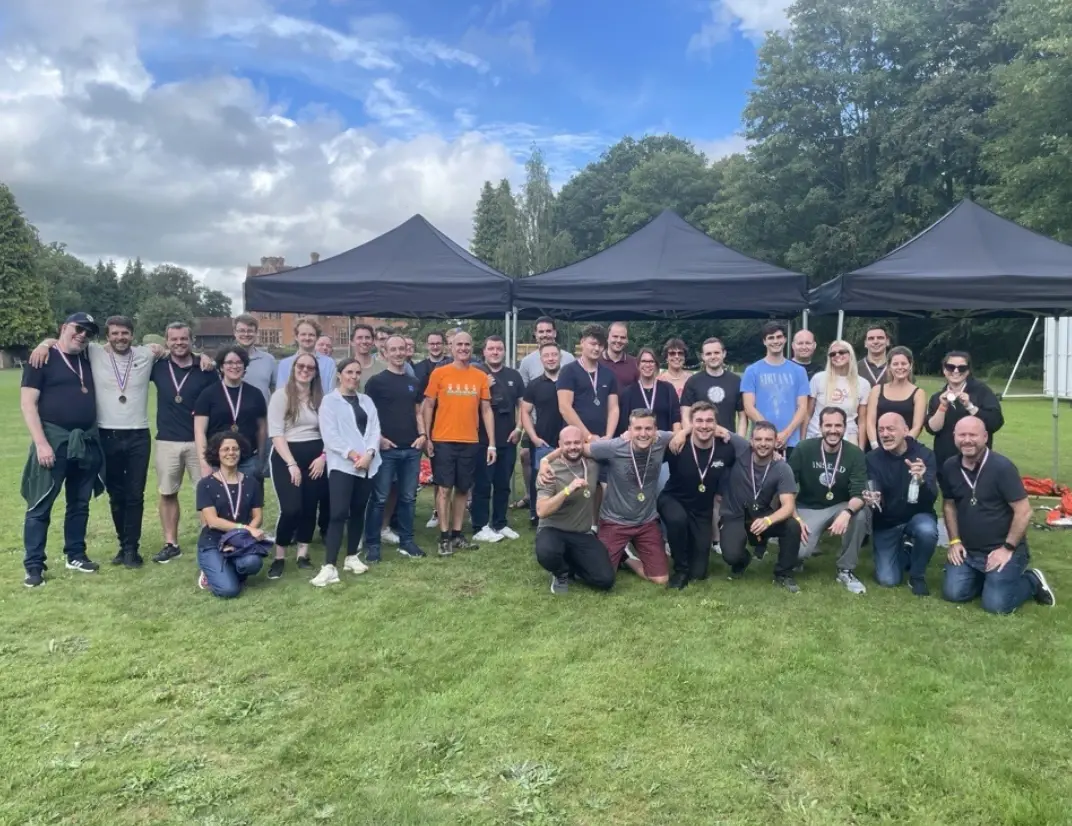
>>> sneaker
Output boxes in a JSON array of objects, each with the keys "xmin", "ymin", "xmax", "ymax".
[
  {"xmin": 267, "ymin": 559, "xmax": 285, "ymax": 579},
  {"xmin": 66, "ymin": 557, "xmax": 99, "ymax": 573},
  {"xmin": 664, "ymin": 541, "xmax": 672, "ymax": 557},
  {"xmin": 365, "ymin": 546, "xmax": 382, "ymax": 564},
  {"xmin": 111, "ymin": 550, "xmax": 124, "ymax": 565},
  {"xmin": 153, "ymin": 544, "xmax": 182, "ymax": 564},
  {"xmin": 381, "ymin": 528, "xmax": 400, "ymax": 545},
  {"xmin": 793, "ymin": 563, "xmax": 805, "ymax": 573},
  {"xmin": 452, "ymin": 535, "xmax": 479, "ymax": 551},
  {"xmin": 910, "ymin": 577, "xmax": 930, "ymax": 597},
  {"xmin": 623, "ymin": 543, "xmax": 639, "ymax": 561},
  {"xmin": 296, "ymin": 555, "xmax": 313, "ymax": 570},
  {"xmin": 122, "ymin": 548, "xmax": 144, "ymax": 569},
  {"xmin": 473, "ymin": 527, "xmax": 503, "ymax": 543},
  {"xmin": 836, "ymin": 569, "xmax": 867, "ymax": 595},
  {"xmin": 550, "ymin": 573, "xmax": 569, "ymax": 595},
  {"xmin": 24, "ymin": 571, "xmax": 44, "ymax": 588},
  {"xmin": 727, "ymin": 566, "xmax": 746, "ymax": 580},
  {"xmin": 1029, "ymin": 568, "xmax": 1056, "ymax": 607},
  {"xmin": 712, "ymin": 542, "xmax": 722, "ymax": 556},
  {"xmin": 426, "ymin": 512, "xmax": 440, "ymax": 529},
  {"xmin": 310, "ymin": 564, "xmax": 341, "ymax": 587},
  {"xmin": 773, "ymin": 575, "xmax": 800, "ymax": 594},
  {"xmin": 668, "ymin": 573, "xmax": 689, "ymax": 590},
  {"xmin": 399, "ymin": 545, "xmax": 426, "ymax": 558},
  {"xmin": 197, "ymin": 571, "xmax": 208, "ymax": 590},
  {"xmin": 529, "ymin": 516, "xmax": 539, "ymax": 528},
  {"xmin": 497, "ymin": 526, "xmax": 520, "ymax": 540},
  {"xmin": 343, "ymin": 555, "xmax": 369, "ymax": 575},
  {"xmin": 437, "ymin": 538, "xmax": 455, "ymax": 557}
]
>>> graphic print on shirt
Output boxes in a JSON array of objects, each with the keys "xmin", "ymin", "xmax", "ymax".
[
  {"xmin": 757, "ymin": 370, "xmax": 798, "ymax": 422},
  {"xmin": 707, "ymin": 385, "xmax": 725, "ymax": 404}
]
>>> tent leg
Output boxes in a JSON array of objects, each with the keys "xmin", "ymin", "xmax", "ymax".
[
  {"xmin": 1053, "ymin": 316, "xmax": 1060, "ymax": 482},
  {"xmin": 836, "ymin": 310, "xmax": 844, "ymax": 340},
  {"xmin": 504, "ymin": 312, "xmax": 511, "ymax": 367},
  {"xmin": 801, "ymin": 310, "xmax": 809, "ymax": 332},
  {"xmin": 512, "ymin": 307, "xmax": 519, "ymax": 369},
  {"xmin": 1001, "ymin": 317, "xmax": 1038, "ymax": 398}
]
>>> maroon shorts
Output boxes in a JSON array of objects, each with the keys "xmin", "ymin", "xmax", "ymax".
[{"xmin": 597, "ymin": 519, "xmax": 668, "ymax": 580}]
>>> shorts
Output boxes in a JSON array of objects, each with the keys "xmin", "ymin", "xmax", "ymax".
[
  {"xmin": 156, "ymin": 440, "xmax": 201, "ymax": 495},
  {"xmin": 432, "ymin": 442, "xmax": 481, "ymax": 493},
  {"xmin": 597, "ymin": 519, "xmax": 669, "ymax": 579}
]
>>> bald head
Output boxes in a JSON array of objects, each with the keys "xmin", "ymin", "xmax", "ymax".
[
  {"xmin": 877, "ymin": 412, "xmax": 909, "ymax": 453},
  {"xmin": 792, "ymin": 329, "xmax": 816, "ymax": 361},
  {"xmin": 954, "ymin": 415, "xmax": 988, "ymax": 460},
  {"xmin": 559, "ymin": 426, "xmax": 585, "ymax": 460},
  {"xmin": 451, "ymin": 331, "xmax": 473, "ymax": 364}
]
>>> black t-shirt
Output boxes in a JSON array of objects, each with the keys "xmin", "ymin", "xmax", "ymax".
[
  {"xmin": 939, "ymin": 451, "xmax": 1027, "ymax": 554},
  {"xmin": 196, "ymin": 473, "xmax": 264, "ymax": 546},
  {"xmin": 151, "ymin": 358, "xmax": 219, "ymax": 442},
  {"xmin": 618, "ymin": 381, "xmax": 680, "ymax": 435},
  {"xmin": 480, "ymin": 366, "xmax": 524, "ymax": 446},
  {"xmin": 194, "ymin": 381, "xmax": 268, "ymax": 451},
  {"xmin": 21, "ymin": 351, "xmax": 97, "ymax": 431},
  {"xmin": 345, "ymin": 394, "xmax": 369, "ymax": 435},
  {"xmin": 415, "ymin": 356, "xmax": 451, "ymax": 395},
  {"xmin": 661, "ymin": 438, "xmax": 736, "ymax": 514},
  {"xmin": 364, "ymin": 369, "xmax": 420, "ymax": 446},
  {"xmin": 680, "ymin": 371, "xmax": 743, "ymax": 432},
  {"xmin": 792, "ymin": 359, "xmax": 822, "ymax": 379},
  {"xmin": 557, "ymin": 360, "xmax": 618, "ymax": 437},
  {"xmin": 523, "ymin": 374, "xmax": 563, "ymax": 446}
]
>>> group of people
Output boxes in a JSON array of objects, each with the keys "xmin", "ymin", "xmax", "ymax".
[{"xmin": 18, "ymin": 312, "xmax": 1055, "ymax": 613}]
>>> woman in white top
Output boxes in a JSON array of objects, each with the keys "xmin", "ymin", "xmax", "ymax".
[
  {"xmin": 805, "ymin": 340, "xmax": 870, "ymax": 448},
  {"xmin": 313, "ymin": 358, "xmax": 382, "ymax": 587},
  {"xmin": 267, "ymin": 353, "xmax": 328, "ymax": 579}
]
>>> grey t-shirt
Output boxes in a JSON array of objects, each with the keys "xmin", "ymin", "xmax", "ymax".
[
  {"xmin": 721, "ymin": 433, "xmax": 797, "ymax": 519},
  {"xmin": 589, "ymin": 432, "xmax": 672, "ymax": 526},
  {"xmin": 519, "ymin": 349, "xmax": 574, "ymax": 385},
  {"xmin": 244, "ymin": 347, "xmax": 277, "ymax": 407},
  {"xmin": 537, "ymin": 457, "xmax": 598, "ymax": 533}
]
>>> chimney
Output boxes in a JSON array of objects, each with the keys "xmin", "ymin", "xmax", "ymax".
[{"xmin": 311, "ymin": 252, "xmax": 320, "ymax": 264}]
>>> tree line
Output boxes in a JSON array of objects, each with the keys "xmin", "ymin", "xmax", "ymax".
[{"xmin": 470, "ymin": 0, "xmax": 1071, "ymax": 378}]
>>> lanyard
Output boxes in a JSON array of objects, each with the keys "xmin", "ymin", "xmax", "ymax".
[
  {"xmin": 630, "ymin": 444, "xmax": 653, "ymax": 502},
  {"xmin": 691, "ymin": 437, "xmax": 717, "ymax": 493},
  {"xmin": 820, "ymin": 441, "xmax": 844, "ymax": 500},
  {"xmin": 54, "ymin": 346, "xmax": 87, "ymax": 393},
  {"xmin": 108, "ymin": 349, "xmax": 134, "ymax": 400},
  {"xmin": 564, "ymin": 459, "xmax": 591, "ymax": 499},
  {"xmin": 864, "ymin": 360, "xmax": 888, "ymax": 384},
  {"xmin": 215, "ymin": 472, "xmax": 244, "ymax": 520},
  {"xmin": 750, "ymin": 454, "xmax": 772, "ymax": 502},
  {"xmin": 637, "ymin": 381, "xmax": 656, "ymax": 411},
  {"xmin": 169, "ymin": 359, "xmax": 193, "ymax": 403},
  {"xmin": 960, "ymin": 448, "xmax": 989, "ymax": 506},
  {"xmin": 586, "ymin": 366, "xmax": 601, "ymax": 406}
]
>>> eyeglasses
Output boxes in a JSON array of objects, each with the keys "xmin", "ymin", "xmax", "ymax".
[
  {"xmin": 222, "ymin": 360, "xmax": 244, "ymax": 367},
  {"xmin": 295, "ymin": 364, "xmax": 316, "ymax": 373},
  {"xmin": 829, "ymin": 350, "xmax": 849, "ymax": 357},
  {"xmin": 639, "ymin": 359, "xmax": 657, "ymax": 365},
  {"xmin": 944, "ymin": 363, "xmax": 969, "ymax": 373}
]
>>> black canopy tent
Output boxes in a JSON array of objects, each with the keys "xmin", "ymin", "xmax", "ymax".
[
  {"xmin": 512, "ymin": 210, "xmax": 809, "ymax": 320},
  {"xmin": 243, "ymin": 214, "xmax": 513, "ymax": 319}
]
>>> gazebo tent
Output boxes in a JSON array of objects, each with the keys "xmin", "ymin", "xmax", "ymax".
[
  {"xmin": 512, "ymin": 210, "xmax": 809, "ymax": 320},
  {"xmin": 243, "ymin": 214, "xmax": 513, "ymax": 318}
]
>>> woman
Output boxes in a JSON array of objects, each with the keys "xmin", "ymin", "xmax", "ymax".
[
  {"xmin": 865, "ymin": 345, "xmax": 926, "ymax": 449},
  {"xmin": 267, "ymin": 353, "xmax": 329, "ymax": 579},
  {"xmin": 314, "ymin": 358, "xmax": 381, "ymax": 586},
  {"xmin": 925, "ymin": 350, "xmax": 1004, "ymax": 475},
  {"xmin": 194, "ymin": 345, "xmax": 268, "ymax": 477},
  {"xmin": 196, "ymin": 432, "xmax": 266, "ymax": 598},
  {"xmin": 621, "ymin": 348, "xmax": 681, "ymax": 432},
  {"xmin": 806, "ymin": 340, "xmax": 870, "ymax": 448},
  {"xmin": 658, "ymin": 338, "xmax": 692, "ymax": 399}
]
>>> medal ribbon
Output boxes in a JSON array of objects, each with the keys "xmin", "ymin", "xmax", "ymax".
[
  {"xmin": 222, "ymin": 383, "xmax": 243, "ymax": 429},
  {"xmin": 750, "ymin": 454, "xmax": 772, "ymax": 502},
  {"xmin": 54, "ymin": 346, "xmax": 85, "ymax": 388},
  {"xmin": 629, "ymin": 443, "xmax": 653, "ymax": 495},
  {"xmin": 865, "ymin": 360, "xmax": 888, "ymax": 384},
  {"xmin": 959, "ymin": 448, "xmax": 989, "ymax": 502},
  {"xmin": 109, "ymin": 350, "xmax": 134, "ymax": 394},
  {"xmin": 637, "ymin": 381, "xmax": 656, "ymax": 411},
  {"xmin": 169, "ymin": 359, "xmax": 193, "ymax": 399},
  {"xmin": 820, "ymin": 441, "xmax": 844, "ymax": 496},
  {"xmin": 691, "ymin": 437, "xmax": 716, "ymax": 488},
  {"xmin": 215, "ymin": 473, "xmax": 244, "ymax": 521}
]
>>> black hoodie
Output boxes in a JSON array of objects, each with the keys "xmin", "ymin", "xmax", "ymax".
[{"xmin": 865, "ymin": 437, "xmax": 938, "ymax": 531}]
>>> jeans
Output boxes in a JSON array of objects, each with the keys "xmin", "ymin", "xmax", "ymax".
[
  {"xmin": 872, "ymin": 512, "xmax": 938, "ymax": 587},
  {"xmin": 364, "ymin": 447, "xmax": 422, "ymax": 550},
  {"xmin": 24, "ymin": 440, "xmax": 104, "ymax": 573},
  {"xmin": 942, "ymin": 546, "xmax": 1037, "ymax": 614},
  {"xmin": 238, "ymin": 455, "xmax": 260, "ymax": 478},
  {"xmin": 100, "ymin": 428, "xmax": 151, "ymax": 553},
  {"xmin": 472, "ymin": 443, "xmax": 517, "ymax": 531},
  {"xmin": 197, "ymin": 543, "xmax": 263, "ymax": 599},
  {"xmin": 528, "ymin": 444, "xmax": 553, "ymax": 521}
]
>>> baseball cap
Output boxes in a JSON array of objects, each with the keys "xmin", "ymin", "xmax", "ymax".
[{"xmin": 65, "ymin": 312, "xmax": 100, "ymax": 337}]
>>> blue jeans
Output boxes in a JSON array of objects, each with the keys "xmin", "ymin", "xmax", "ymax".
[
  {"xmin": 942, "ymin": 546, "xmax": 1037, "ymax": 614},
  {"xmin": 24, "ymin": 440, "xmax": 103, "ymax": 573},
  {"xmin": 364, "ymin": 447, "xmax": 422, "ymax": 550},
  {"xmin": 472, "ymin": 443, "xmax": 517, "ymax": 531},
  {"xmin": 238, "ymin": 455, "xmax": 260, "ymax": 478},
  {"xmin": 528, "ymin": 444, "xmax": 553, "ymax": 521},
  {"xmin": 872, "ymin": 512, "xmax": 938, "ymax": 586},
  {"xmin": 197, "ymin": 543, "xmax": 263, "ymax": 599}
]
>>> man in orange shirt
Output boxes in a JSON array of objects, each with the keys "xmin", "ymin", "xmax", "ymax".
[{"xmin": 421, "ymin": 331, "xmax": 496, "ymax": 557}]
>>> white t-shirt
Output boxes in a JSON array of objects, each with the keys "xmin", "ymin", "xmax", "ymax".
[
  {"xmin": 806, "ymin": 372, "xmax": 870, "ymax": 438},
  {"xmin": 88, "ymin": 343, "xmax": 156, "ymax": 429}
]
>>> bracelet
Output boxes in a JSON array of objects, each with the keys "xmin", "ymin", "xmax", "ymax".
[
  {"xmin": 287, "ymin": 463, "xmax": 298, "ymax": 468},
  {"xmin": 763, "ymin": 517, "xmax": 773, "ymax": 527},
  {"xmin": 949, "ymin": 537, "xmax": 961, "ymax": 545},
  {"xmin": 488, "ymin": 445, "xmax": 497, "ymax": 451},
  {"xmin": 562, "ymin": 486, "xmax": 571, "ymax": 497}
]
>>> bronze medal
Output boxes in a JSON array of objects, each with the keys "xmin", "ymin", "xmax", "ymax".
[
  {"xmin": 231, "ymin": 424, "xmax": 239, "ymax": 432},
  {"xmin": 118, "ymin": 395, "xmax": 127, "ymax": 404}
]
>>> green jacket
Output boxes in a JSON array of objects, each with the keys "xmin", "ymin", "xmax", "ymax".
[
  {"xmin": 788, "ymin": 437, "xmax": 867, "ymax": 510},
  {"xmin": 21, "ymin": 421, "xmax": 106, "ymax": 508}
]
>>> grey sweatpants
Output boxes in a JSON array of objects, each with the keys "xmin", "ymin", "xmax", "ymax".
[{"xmin": 798, "ymin": 504, "xmax": 868, "ymax": 571}]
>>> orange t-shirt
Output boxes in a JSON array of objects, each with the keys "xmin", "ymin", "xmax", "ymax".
[{"xmin": 425, "ymin": 364, "xmax": 491, "ymax": 444}]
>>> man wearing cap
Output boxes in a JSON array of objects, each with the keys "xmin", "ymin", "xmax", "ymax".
[{"xmin": 20, "ymin": 313, "xmax": 107, "ymax": 587}]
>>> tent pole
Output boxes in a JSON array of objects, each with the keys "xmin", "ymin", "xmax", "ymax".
[
  {"xmin": 512, "ymin": 307, "xmax": 519, "ymax": 369},
  {"xmin": 1001, "ymin": 317, "xmax": 1038, "ymax": 398},
  {"xmin": 1053, "ymin": 316, "xmax": 1060, "ymax": 482},
  {"xmin": 836, "ymin": 310, "xmax": 844, "ymax": 340},
  {"xmin": 504, "ymin": 311, "xmax": 511, "ymax": 366},
  {"xmin": 801, "ymin": 310, "xmax": 809, "ymax": 332}
]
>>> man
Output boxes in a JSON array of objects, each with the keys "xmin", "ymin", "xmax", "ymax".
[
  {"xmin": 741, "ymin": 322, "xmax": 810, "ymax": 457},
  {"xmin": 232, "ymin": 314, "xmax": 275, "ymax": 405},
  {"xmin": 519, "ymin": 316, "xmax": 575, "ymax": 384},
  {"xmin": 657, "ymin": 402, "xmax": 735, "ymax": 589},
  {"xmin": 276, "ymin": 317, "xmax": 337, "ymax": 393},
  {"xmin": 788, "ymin": 407, "xmax": 869, "ymax": 594},
  {"xmin": 791, "ymin": 329, "xmax": 822, "ymax": 379},
  {"xmin": 351, "ymin": 323, "xmax": 387, "ymax": 389},
  {"xmin": 600, "ymin": 321, "xmax": 639, "ymax": 391},
  {"xmin": 315, "ymin": 335, "xmax": 335, "ymax": 357},
  {"xmin": 422, "ymin": 331, "xmax": 496, "ymax": 556},
  {"xmin": 374, "ymin": 325, "xmax": 392, "ymax": 356},
  {"xmin": 472, "ymin": 336, "xmax": 524, "ymax": 543},
  {"xmin": 364, "ymin": 335, "xmax": 428, "ymax": 561},
  {"xmin": 940, "ymin": 417, "xmax": 1054, "ymax": 613},
  {"xmin": 521, "ymin": 342, "xmax": 564, "ymax": 528},
  {"xmin": 150, "ymin": 322, "xmax": 219, "ymax": 563},
  {"xmin": 20, "ymin": 313, "xmax": 106, "ymax": 586},
  {"xmin": 534, "ymin": 425, "xmax": 615, "ymax": 595},
  {"xmin": 414, "ymin": 329, "xmax": 450, "ymax": 389},
  {"xmin": 858, "ymin": 325, "xmax": 892, "ymax": 387},
  {"xmin": 680, "ymin": 337, "xmax": 747, "ymax": 436},
  {"xmin": 865, "ymin": 412, "xmax": 939, "ymax": 595},
  {"xmin": 719, "ymin": 422, "xmax": 803, "ymax": 592},
  {"xmin": 403, "ymin": 336, "xmax": 416, "ymax": 367}
]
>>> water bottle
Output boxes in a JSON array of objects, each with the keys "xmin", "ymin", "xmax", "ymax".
[{"xmin": 907, "ymin": 475, "xmax": 919, "ymax": 504}]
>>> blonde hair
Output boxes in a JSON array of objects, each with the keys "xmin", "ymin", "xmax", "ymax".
[{"xmin": 823, "ymin": 339, "xmax": 861, "ymax": 411}]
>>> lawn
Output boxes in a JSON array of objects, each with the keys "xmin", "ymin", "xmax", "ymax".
[{"xmin": 1, "ymin": 370, "xmax": 1070, "ymax": 826}]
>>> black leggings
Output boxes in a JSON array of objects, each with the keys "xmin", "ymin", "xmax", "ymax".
[
  {"xmin": 325, "ymin": 471, "xmax": 373, "ymax": 566},
  {"xmin": 270, "ymin": 439, "xmax": 327, "ymax": 547}
]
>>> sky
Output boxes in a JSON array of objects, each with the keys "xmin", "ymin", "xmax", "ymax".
[{"xmin": 0, "ymin": 0, "xmax": 793, "ymax": 307}]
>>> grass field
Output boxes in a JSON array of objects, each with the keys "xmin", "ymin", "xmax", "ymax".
[{"xmin": 1, "ymin": 371, "xmax": 1070, "ymax": 826}]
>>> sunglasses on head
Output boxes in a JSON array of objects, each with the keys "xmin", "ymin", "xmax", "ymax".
[
  {"xmin": 944, "ymin": 363, "xmax": 969, "ymax": 373},
  {"xmin": 829, "ymin": 349, "xmax": 849, "ymax": 357}
]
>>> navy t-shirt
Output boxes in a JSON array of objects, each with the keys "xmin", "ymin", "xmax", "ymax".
[
  {"xmin": 940, "ymin": 452, "xmax": 1027, "ymax": 554},
  {"xmin": 194, "ymin": 381, "xmax": 268, "ymax": 450},
  {"xmin": 557, "ymin": 360, "xmax": 618, "ymax": 437},
  {"xmin": 22, "ymin": 351, "xmax": 97, "ymax": 431},
  {"xmin": 522, "ymin": 374, "xmax": 563, "ymax": 446},
  {"xmin": 151, "ymin": 358, "xmax": 219, "ymax": 442},
  {"xmin": 364, "ymin": 369, "xmax": 420, "ymax": 446},
  {"xmin": 196, "ymin": 474, "xmax": 264, "ymax": 546}
]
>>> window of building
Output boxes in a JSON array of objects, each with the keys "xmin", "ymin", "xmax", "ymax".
[
  {"xmin": 259, "ymin": 312, "xmax": 282, "ymax": 320},
  {"xmin": 259, "ymin": 329, "xmax": 282, "ymax": 346},
  {"xmin": 333, "ymin": 327, "xmax": 349, "ymax": 346}
]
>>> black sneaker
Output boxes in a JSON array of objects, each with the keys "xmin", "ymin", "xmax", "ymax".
[
  {"xmin": 773, "ymin": 575, "xmax": 800, "ymax": 593},
  {"xmin": 529, "ymin": 516, "xmax": 538, "ymax": 528},
  {"xmin": 437, "ymin": 538, "xmax": 454, "ymax": 557},
  {"xmin": 1029, "ymin": 568, "xmax": 1056, "ymax": 607},
  {"xmin": 66, "ymin": 557, "xmax": 99, "ymax": 573},
  {"xmin": 399, "ymin": 545, "xmax": 426, "ymax": 558},
  {"xmin": 123, "ymin": 548, "xmax": 144, "ymax": 569},
  {"xmin": 153, "ymin": 544, "xmax": 182, "ymax": 563},
  {"xmin": 296, "ymin": 555, "xmax": 313, "ymax": 570},
  {"xmin": 754, "ymin": 542, "xmax": 768, "ymax": 560},
  {"xmin": 267, "ymin": 559, "xmax": 285, "ymax": 579},
  {"xmin": 909, "ymin": 577, "xmax": 930, "ymax": 597},
  {"xmin": 451, "ymin": 535, "xmax": 478, "ymax": 551},
  {"xmin": 111, "ymin": 549, "xmax": 124, "ymax": 565},
  {"xmin": 668, "ymin": 573, "xmax": 689, "ymax": 590},
  {"xmin": 727, "ymin": 566, "xmax": 746, "ymax": 580},
  {"xmin": 24, "ymin": 571, "xmax": 44, "ymax": 588},
  {"xmin": 365, "ymin": 546, "xmax": 382, "ymax": 564}
]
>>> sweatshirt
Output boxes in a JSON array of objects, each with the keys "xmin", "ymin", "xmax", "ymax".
[
  {"xmin": 924, "ymin": 377, "xmax": 1004, "ymax": 469},
  {"xmin": 788, "ymin": 437, "xmax": 867, "ymax": 509},
  {"xmin": 865, "ymin": 437, "xmax": 938, "ymax": 530}
]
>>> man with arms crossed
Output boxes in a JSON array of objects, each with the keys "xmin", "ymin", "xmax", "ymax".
[
  {"xmin": 940, "ymin": 417, "xmax": 1054, "ymax": 612},
  {"xmin": 788, "ymin": 407, "xmax": 869, "ymax": 594},
  {"xmin": 534, "ymin": 426, "xmax": 615, "ymax": 595},
  {"xmin": 422, "ymin": 332, "xmax": 496, "ymax": 556},
  {"xmin": 742, "ymin": 322, "xmax": 810, "ymax": 458},
  {"xmin": 521, "ymin": 342, "xmax": 564, "ymax": 527}
]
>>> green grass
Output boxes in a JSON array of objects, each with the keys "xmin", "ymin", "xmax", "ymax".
[{"xmin": 1, "ymin": 371, "xmax": 1070, "ymax": 826}]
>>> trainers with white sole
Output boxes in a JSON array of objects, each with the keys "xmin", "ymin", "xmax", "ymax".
[
  {"xmin": 426, "ymin": 512, "xmax": 441, "ymax": 529},
  {"xmin": 836, "ymin": 568, "xmax": 867, "ymax": 595},
  {"xmin": 310, "ymin": 564, "xmax": 341, "ymax": 587},
  {"xmin": 473, "ymin": 526, "xmax": 503, "ymax": 543},
  {"xmin": 381, "ymin": 528, "xmax": 400, "ymax": 545},
  {"xmin": 343, "ymin": 555, "xmax": 369, "ymax": 575},
  {"xmin": 497, "ymin": 526, "xmax": 520, "ymax": 540}
]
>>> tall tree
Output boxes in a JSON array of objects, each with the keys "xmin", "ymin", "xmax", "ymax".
[
  {"xmin": 119, "ymin": 258, "xmax": 150, "ymax": 319},
  {"xmin": 471, "ymin": 181, "xmax": 509, "ymax": 264},
  {"xmin": 137, "ymin": 295, "xmax": 195, "ymax": 337},
  {"xmin": 196, "ymin": 286, "xmax": 233, "ymax": 317},
  {"xmin": 36, "ymin": 241, "xmax": 93, "ymax": 324},
  {"xmin": 0, "ymin": 184, "xmax": 53, "ymax": 348},
  {"xmin": 148, "ymin": 264, "xmax": 201, "ymax": 309},
  {"xmin": 518, "ymin": 148, "xmax": 575, "ymax": 274}
]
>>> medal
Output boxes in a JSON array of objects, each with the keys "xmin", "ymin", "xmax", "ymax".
[
  {"xmin": 749, "ymin": 454, "xmax": 772, "ymax": 507},
  {"xmin": 55, "ymin": 346, "xmax": 88, "ymax": 394},
  {"xmin": 698, "ymin": 484, "xmax": 706, "ymax": 493},
  {"xmin": 81, "ymin": 386, "xmax": 89, "ymax": 394},
  {"xmin": 629, "ymin": 442, "xmax": 653, "ymax": 504},
  {"xmin": 583, "ymin": 490, "xmax": 591, "ymax": 499},
  {"xmin": 691, "ymin": 436, "xmax": 717, "ymax": 496},
  {"xmin": 109, "ymin": 349, "xmax": 134, "ymax": 403},
  {"xmin": 175, "ymin": 394, "xmax": 183, "ymax": 404},
  {"xmin": 819, "ymin": 440, "xmax": 844, "ymax": 503},
  {"xmin": 565, "ymin": 458, "xmax": 591, "ymax": 501},
  {"xmin": 119, "ymin": 395, "xmax": 127, "ymax": 404},
  {"xmin": 231, "ymin": 424, "xmax": 239, "ymax": 432},
  {"xmin": 222, "ymin": 382, "xmax": 243, "ymax": 433},
  {"xmin": 586, "ymin": 367, "xmax": 601, "ymax": 407},
  {"xmin": 945, "ymin": 391, "xmax": 957, "ymax": 404},
  {"xmin": 825, "ymin": 491, "xmax": 834, "ymax": 501},
  {"xmin": 637, "ymin": 492, "xmax": 645, "ymax": 502},
  {"xmin": 593, "ymin": 398, "xmax": 601, "ymax": 407},
  {"xmin": 169, "ymin": 359, "xmax": 193, "ymax": 406},
  {"xmin": 959, "ymin": 448, "xmax": 989, "ymax": 507}
]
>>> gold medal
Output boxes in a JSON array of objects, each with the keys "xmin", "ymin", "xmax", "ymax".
[
  {"xmin": 698, "ymin": 484, "xmax": 706, "ymax": 493},
  {"xmin": 825, "ymin": 491, "xmax": 834, "ymax": 501},
  {"xmin": 637, "ymin": 492, "xmax": 645, "ymax": 502}
]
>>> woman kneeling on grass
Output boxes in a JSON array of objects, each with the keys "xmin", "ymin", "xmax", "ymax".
[{"xmin": 196, "ymin": 432, "xmax": 268, "ymax": 598}]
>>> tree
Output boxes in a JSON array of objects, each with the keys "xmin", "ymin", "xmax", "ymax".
[
  {"xmin": 0, "ymin": 184, "xmax": 53, "ymax": 348},
  {"xmin": 84, "ymin": 260, "xmax": 122, "ymax": 325},
  {"xmin": 518, "ymin": 148, "xmax": 575, "ymax": 274},
  {"xmin": 36, "ymin": 241, "xmax": 93, "ymax": 324},
  {"xmin": 197, "ymin": 286, "xmax": 232, "ymax": 317},
  {"xmin": 471, "ymin": 181, "xmax": 509, "ymax": 264},
  {"xmin": 137, "ymin": 295, "xmax": 195, "ymax": 337},
  {"xmin": 148, "ymin": 264, "xmax": 201, "ymax": 309},
  {"xmin": 606, "ymin": 151, "xmax": 720, "ymax": 243},
  {"xmin": 119, "ymin": 258, "xmax": 150, "ymax": 319}
]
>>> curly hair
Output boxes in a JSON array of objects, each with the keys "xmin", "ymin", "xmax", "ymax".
[
  {"xmin": 204, "ymin": 431, "xmax": 252, "ymax": 467},
  {"xmin": 215, "ymin": 344, "xmax": 249, "ymax": 371}
]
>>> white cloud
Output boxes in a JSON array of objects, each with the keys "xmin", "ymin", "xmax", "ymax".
[
  {"xmin": 695, "ymin": 133, "xmax": 750, "ymax": 160},
  {"xmin": 688, "ymin": 0, "xmax": 792, "ymax": 55}
]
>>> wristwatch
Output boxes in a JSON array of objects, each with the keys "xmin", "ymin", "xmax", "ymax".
[{"xmin": 1001, "ymin": 541, "xmax": 1016, "ymax": 552}]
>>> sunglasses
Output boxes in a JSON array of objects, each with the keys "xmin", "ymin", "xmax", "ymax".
[
  {"xmin": 944, "ymin": 363, "xmax": 969, "ymax": 373},
  {"xmin": 667, "ymin": 350, "xmax": 685, "ymax": 357},
  {"xmin": 829, "ymin": 350, "xmax": 849, "ymax": 357},
  {"xmin": 73, "ymin": 324, "xmax": 93, "ymax": 337},
  {"xmin": 295, "ymin": 363, "xmax": 317, "ymax": 372}
]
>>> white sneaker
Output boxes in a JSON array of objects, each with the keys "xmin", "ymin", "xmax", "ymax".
[
  {"xmin": 426, "ymin": 513, "xmax": 440, "ymax": 529},
  {"xmin": 343, "ymin": 555, "xmax": 369, "ymax": 575},
  {"xmin": 712, "ymin": 542, "xmax": 722, "ymax": 556},
  {"xmin": 836, "ymin": 569, "xmax": 867, "ymax": 595},
  {"xmin": 381, "ymin": 528, "xmax": 400, "ymax": 545},
  {"xmin": 473, "ymin": 526, "xmax": 503, "ymax": 543},
  {"xmin": 624, "ymin": 543, "xmax": 639, "ymax": 561},
  {"xmin": 497, "ymin": 526, "xmax": 520, "ymax": 540},
  {"xmin": 310, "ymin": 564, "xmax": 340, "ymax": 587},
  {"xmin": 664, "ymin": 541, "xmax": 671, "ymax": 556}
]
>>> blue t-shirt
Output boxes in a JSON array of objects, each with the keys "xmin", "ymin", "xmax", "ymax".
[{"xmin": 741, "ymin": 359, "xmax": 810, "ymax": 446}]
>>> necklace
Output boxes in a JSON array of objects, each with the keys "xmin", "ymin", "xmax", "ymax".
[
  {"xmin": 819, "ymin": 440, "xmax": 844, "ymax": 501},
  {"xmin": 629, "ymin": 443, "xmax": 653, "ymax": 502},
  {"xmin": 214, "ymin": 471, "xmax": 244, "ymax": 520},
  {"xmin": 54, "ymin": 346, "xmax": 88, "ymax": 394},
  {"xmin": 691, "ymin": 437, "xmax": 717, "ymax": 493},
  {"xmin": 960, "ymin": 448, "xmax": 990, "ymax": 506},
  {"xmin": 108, "ymin": 348, "xmax": 134, "ymax": 404}
]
